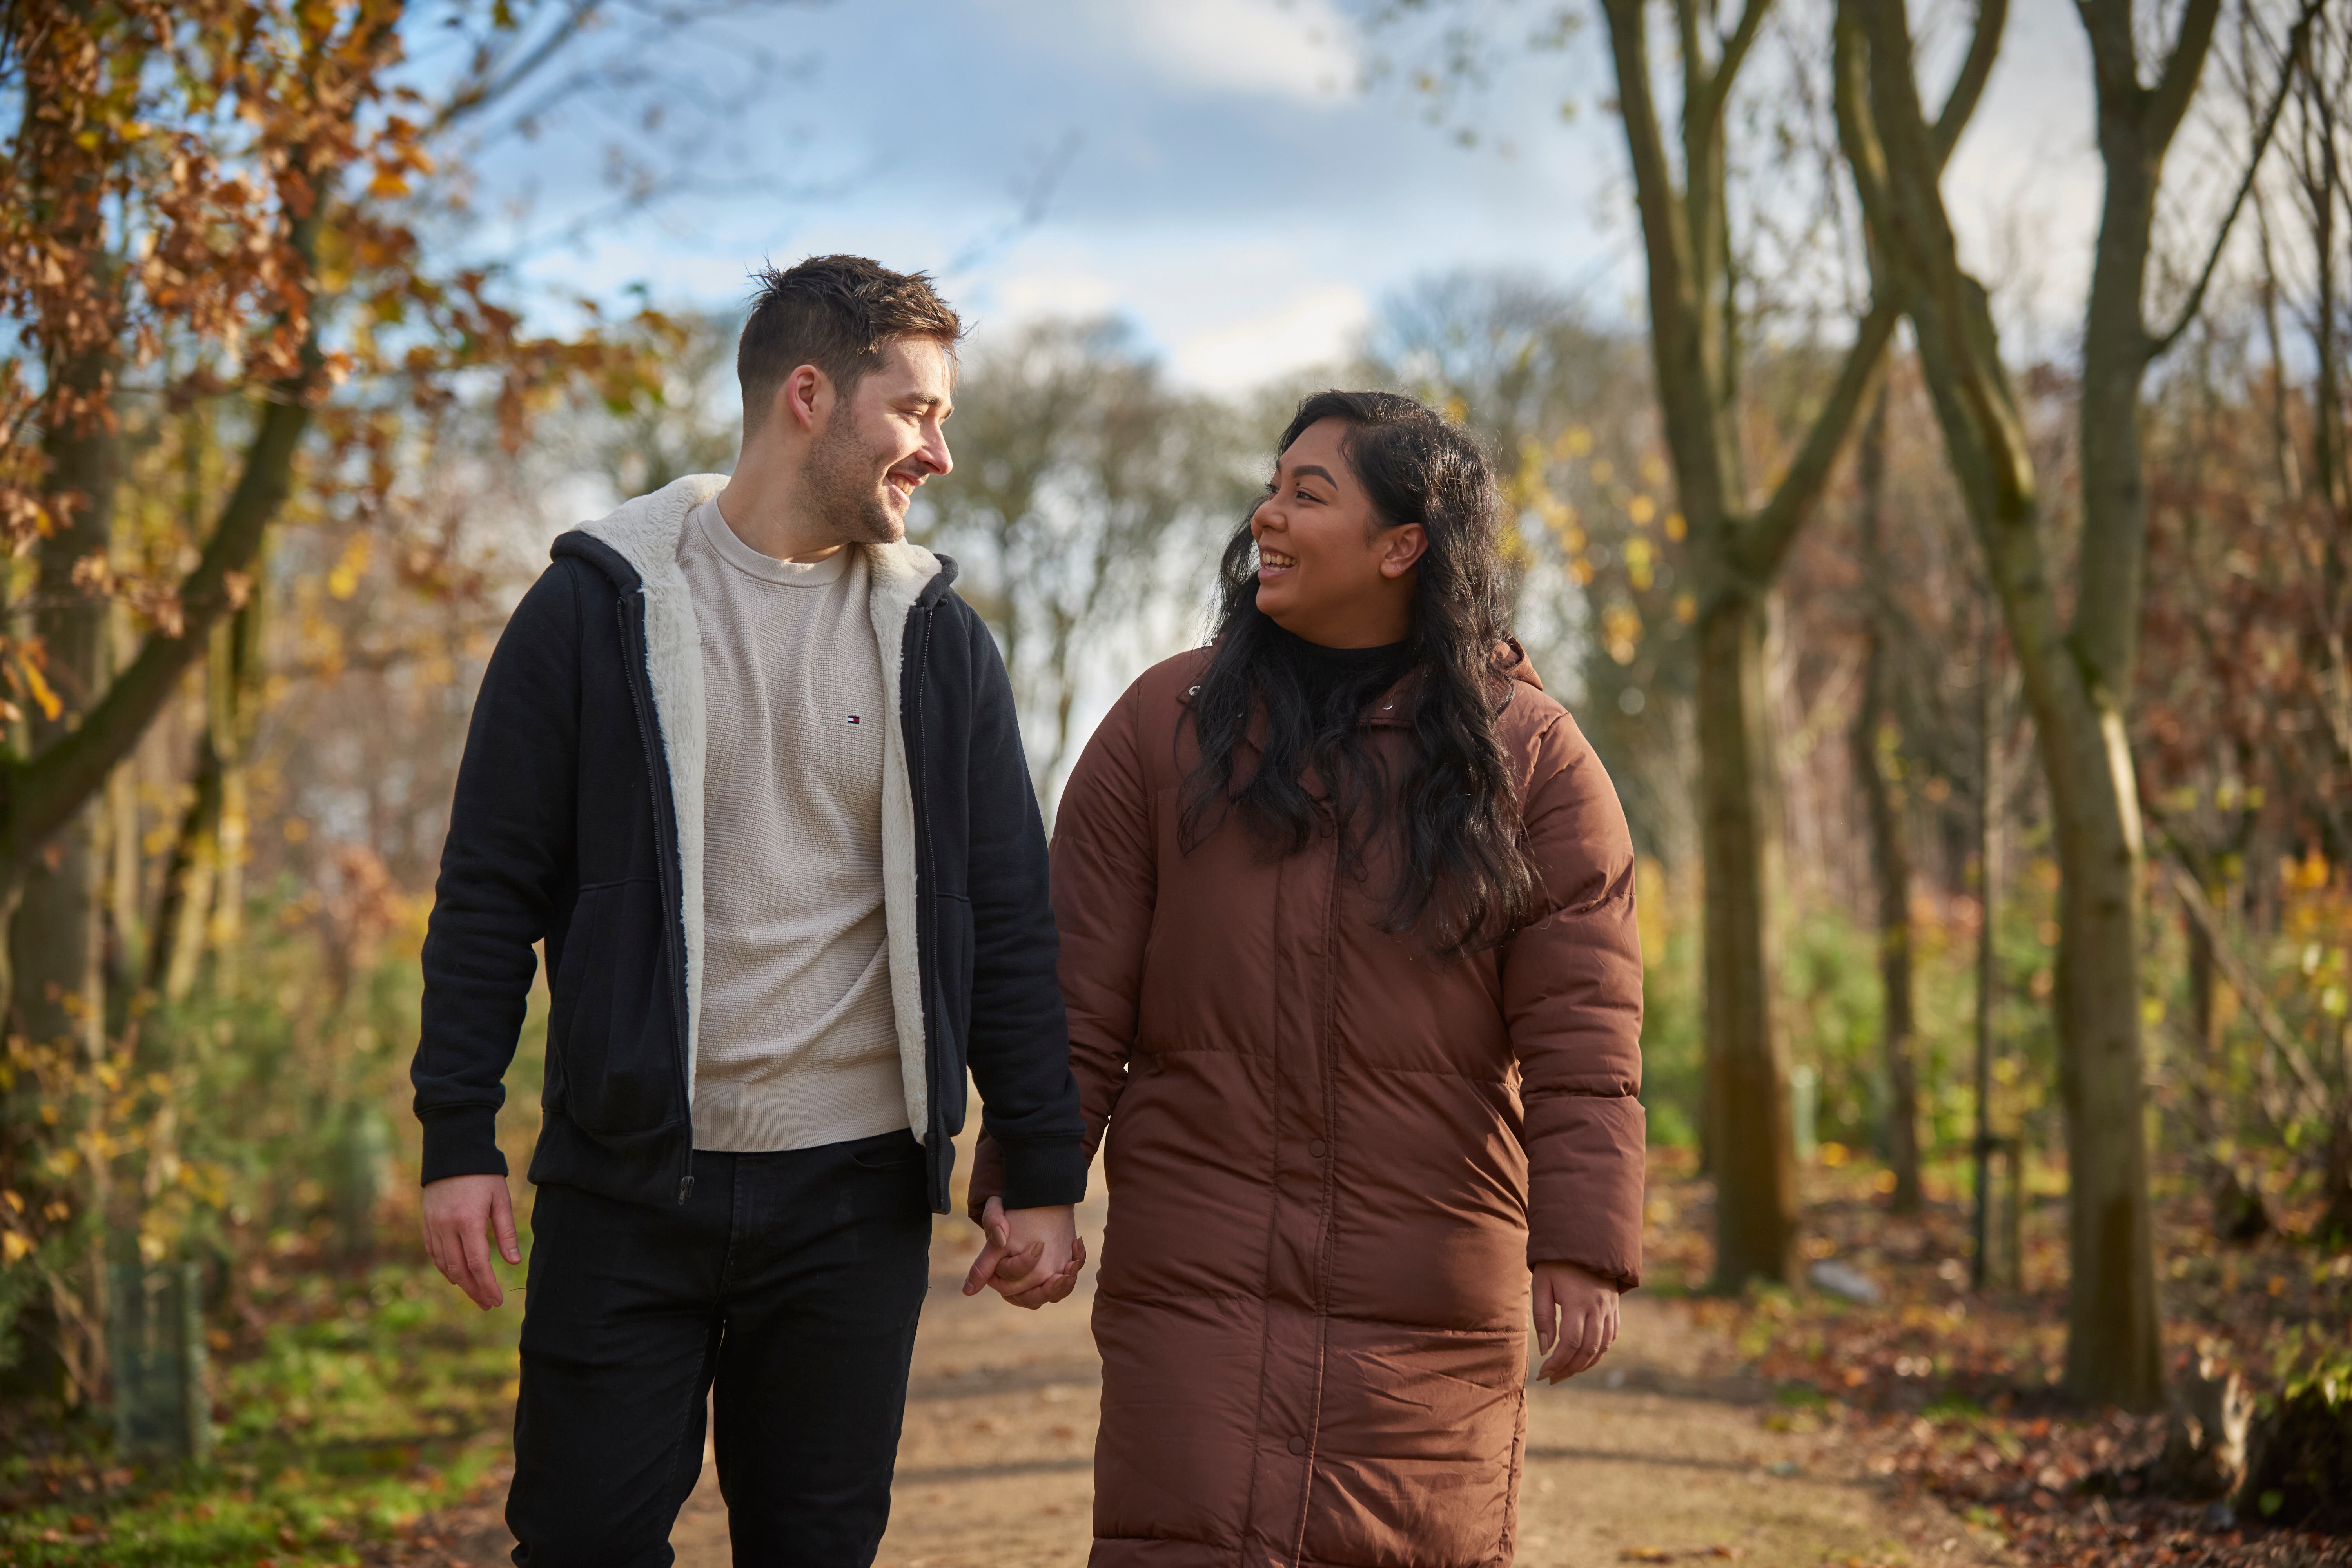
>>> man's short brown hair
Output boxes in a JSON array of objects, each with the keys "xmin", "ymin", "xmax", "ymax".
[{"xmin": 737, "ymin": 255, "xmax": 964, "ymax": 424}]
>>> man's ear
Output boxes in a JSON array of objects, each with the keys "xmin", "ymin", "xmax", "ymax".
[
  {"xmin": 778, "ymin": 363, "xmax": 830, "ymax": 434},
  {"xmin": 1379, "ymin": 524, "xmax": 1429, "ymax": 579}
]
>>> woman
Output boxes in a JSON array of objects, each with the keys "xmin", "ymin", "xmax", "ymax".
[{"xmin": 973, "ymin": 390, "xmax": 1644, "ymax": 1567}]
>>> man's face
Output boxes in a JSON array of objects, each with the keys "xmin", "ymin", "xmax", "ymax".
[{"xmin": 806, "ymin": 337, "xmax": 955, "ymax": 545}]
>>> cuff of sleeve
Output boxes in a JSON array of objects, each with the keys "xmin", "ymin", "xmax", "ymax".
[
  {"xmin": 996, "ymin": 1135, "xmax": 1087, "ymax": 1211},
  {"xmin": 1529, "ymin": 1251, "xmax": 1641, "ymax": 1293},
  {"xmin": 966, "ymin": 1134, "xmax": 1006, "ymax": 1224},
  {"xmin": 419, "ymin": 1107, "xmax": 510, "ymax": 1186}
]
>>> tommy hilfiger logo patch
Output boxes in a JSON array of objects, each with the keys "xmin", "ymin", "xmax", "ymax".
[{"xmin": 845, "ymin": 715, "xmax": 863, "ymax": 725}]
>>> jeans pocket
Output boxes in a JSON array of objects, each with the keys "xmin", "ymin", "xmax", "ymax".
[{"xmin": 845, "ymin": 1131, "xmax": 925, "ymax": 1171}]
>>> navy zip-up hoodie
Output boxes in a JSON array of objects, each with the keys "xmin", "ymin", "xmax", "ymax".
[{"xmin": 410, "ymin": 474, "xmax": 1087, "ymax": 1214}]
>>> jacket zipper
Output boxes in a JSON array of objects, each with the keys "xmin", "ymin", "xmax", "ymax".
[
  {"xmin": 902, "ymin": 598, "xmax": 945, "ymax": 1186},
  {"xmin": 617, "ymin": 593, "xmax": 698, "ymax": 1205}
]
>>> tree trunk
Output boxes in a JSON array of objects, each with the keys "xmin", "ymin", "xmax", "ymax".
[
  {"xmin": 1910, "ymin": 299, "xmax": 2165, "ymax": 1403},
  {"xmin": 147, "ymin": 729, "xmax": 224, "ymax": 1005},
  {"xmin": 1697, "ymin": 589, "xmax": 1800, "ymax": 1287},
  {"xmin": 2042, "ymin": 712, "xmax": 2164, "ymax": 1403},
  {"xmin": 1840, "ymin": 0, "xmax": 2176, "ymax": 1408},
  {"xmin": 1850, "ymin": 396, "xmax": 1923, "ymax": 1212},
  {"xmin": 12, "ymin": 342, "xmax": 117, "ymax": 1045},
  {"xmin": 10, "ymin": 341, "xmax": 120, "ymax": 1408},
  {"xmin": 2053, "ymin": 0, "xmax": 2220, "ymax": 1408},
  {"xmin": 1601, "ymin": 0, "xmax": 1931, "ymax": 1289},
  {"xmin": 102, "ymin": 760, "xmax": 141, "ymax": 1038}
]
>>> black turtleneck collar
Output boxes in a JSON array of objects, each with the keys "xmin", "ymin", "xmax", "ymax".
[{"xmin": 1267, "ymin": 621, "xmax": 1412, "ymax": 711}]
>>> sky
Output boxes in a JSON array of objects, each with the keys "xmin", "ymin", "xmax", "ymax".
[{"xmin": 462, "ymin": 0, "xmax": 2127, "ymax": 397}]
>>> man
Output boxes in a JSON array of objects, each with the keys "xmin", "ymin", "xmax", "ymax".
[{"xmin": 410, "ymin": 255, "xmax": 1084, "ymax": 1566}]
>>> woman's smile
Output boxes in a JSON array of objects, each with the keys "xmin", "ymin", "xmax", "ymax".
[{"xmin": 1257, "ymin": 545, "xmax": 1298, "ymax": 577}]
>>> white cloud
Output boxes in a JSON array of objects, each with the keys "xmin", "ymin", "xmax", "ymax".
[
  {"xmin": 1128, "ymin": 0, "xmax": 1355, "ymax": 101},
  {"xmin": 998, "ymin": 0, "xmax": 1358, "ymax": 104},
  {"xmin": 964, "ymin": 237, "xmax": 1369, "ymax": 392},
  {"xmin": 987, "ymin": 267, "xmax": 1125, "ymax": 324},
  {"xmin": 1169, "ymin": 282, "xmax": 1367, "ymax": 391}
]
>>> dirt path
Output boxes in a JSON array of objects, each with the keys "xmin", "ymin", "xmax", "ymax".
[{"xmin": 640, "ymin": 1197, "xmax": 2001, "ymax": 1568}]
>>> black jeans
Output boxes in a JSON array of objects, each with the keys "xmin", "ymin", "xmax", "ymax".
[{"xmin": 506, "ymin": 1132, "xmax": 932, "ymax": 1567}]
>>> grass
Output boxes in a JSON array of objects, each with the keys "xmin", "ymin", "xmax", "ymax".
[{"xmin": 0, "ymin": 1250, "xmax": 525, "ymax": 1567}]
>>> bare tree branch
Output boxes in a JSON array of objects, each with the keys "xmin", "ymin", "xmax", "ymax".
[
  {"xmin": 1739, "ymin": 295, "xmax": 1898, "ymax": 580},
  {"xmin": 1687, "ymin": 0, "xmax": 1771, "ymax": 145},
  {"xmin": 2151, "ymin": 0, "xmax": 2326, "ymax": 358},
  {"xmin": 1933, "ymin": 0, "xmax": 2008, "ymax": 167},
  {"xmin": 2149, "ymin": 0, "xmax": 2227, "ymax": 153},
  {"xmin": 427, "ymin": 0, "xmax": 603, "ymax": 135},
  {"xmin": 1741, "ymin": 0, "xmax": 2007, "ymax": 581}
]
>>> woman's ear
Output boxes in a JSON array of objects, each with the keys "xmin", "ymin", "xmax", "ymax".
[{"xmin": 1379, "ymin": 523, "xmax": 1429, "ymax": 579}]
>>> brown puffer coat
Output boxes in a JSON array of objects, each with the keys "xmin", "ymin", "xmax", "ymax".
[{"xmin": 977, "ymin": 644, "xmax": 1644, "ymax": 1568}]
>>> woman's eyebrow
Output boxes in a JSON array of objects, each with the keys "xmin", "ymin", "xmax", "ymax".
[{"xmin": 1286, "ymin": 464, "xmax": 1337, "ymax": 486}]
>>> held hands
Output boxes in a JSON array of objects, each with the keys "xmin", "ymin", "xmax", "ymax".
[
  {"xmin": 1532, "ymin": 1260, "xmax": 1621, "ymax": 1384},
  {"xmin": 421, "ymin": 1173, "xmax": 522, "ymax": 1310},
  {"xmin": 961, "ymin": 1196, "xmax": 1084, "ymax": 1309}
]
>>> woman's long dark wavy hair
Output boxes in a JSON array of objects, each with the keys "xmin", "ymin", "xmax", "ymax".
[{"xmin": 1178, "ymin": 389, "xmax": 1536, "ymax": 956}]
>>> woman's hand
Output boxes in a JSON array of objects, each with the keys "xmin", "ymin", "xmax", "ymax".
[
  {"xmin": 1531, "ymin": 1260, "xmax": 1621, "ymax": 1383},
  {"xmin": 962, "ymin": 1195, "xmax": 1086, "ymax": 1309}
]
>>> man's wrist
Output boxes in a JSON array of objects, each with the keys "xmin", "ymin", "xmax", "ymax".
[{"xmin": 417, "ymin": 1106, "xmax": 508, "ymax": 1186}]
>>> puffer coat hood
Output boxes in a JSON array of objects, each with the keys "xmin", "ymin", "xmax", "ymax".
[{"xmin": 979, "ymin": 641, "xmax": 1644, "ymax": 1568}]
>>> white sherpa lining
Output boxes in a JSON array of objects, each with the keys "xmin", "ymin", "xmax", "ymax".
[
  {"xmin": 573, "ymin": 474, "xmax": 941, "ymax": 1145},
  {"xmin": 865, "ymin": 537, "xmax": 944, "ymax": 1144}
]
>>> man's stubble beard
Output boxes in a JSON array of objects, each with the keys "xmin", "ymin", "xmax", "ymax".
[{"xmin": 808, "ymin": 416, "xmax": 902, "ymax": 546}]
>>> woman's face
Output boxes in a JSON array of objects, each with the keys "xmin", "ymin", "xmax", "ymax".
[{"xmin": 1249, "ymin": 417, "xmax": 1426, "ymax": 648}]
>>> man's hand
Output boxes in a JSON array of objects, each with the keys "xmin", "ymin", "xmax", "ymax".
[
  {"xmin": 960, "ymin": 1197, "xmax": 1083, "ymax": 1309},
  {"xmin": 1532, "ymin": 1260, "xmax": 1621, "ymax": 1383},
  {"xmin": 422, "ymin": 1173, "xmax": 521, "ymax": 1310}
]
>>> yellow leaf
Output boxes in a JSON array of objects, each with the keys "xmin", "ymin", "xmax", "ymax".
[
  {"xmin": 21, "ymin": 661, "xmax": 60, "ymax": 722},
  {"xmin": 2, "ymin": 1231, "xmax": 29, "ymax": 1263}
]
